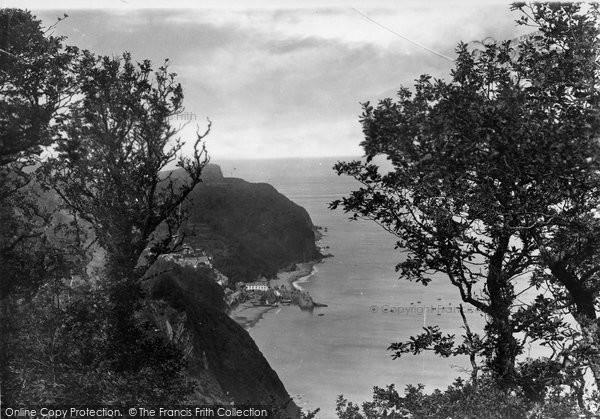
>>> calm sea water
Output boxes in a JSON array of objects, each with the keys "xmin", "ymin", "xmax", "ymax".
[{"xmin": 218, "ymin": 157, "xmax": 485, "ymax": 417}]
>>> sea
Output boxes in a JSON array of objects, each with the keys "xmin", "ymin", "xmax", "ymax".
[{"xmin": 218, "ymin": 157, "xmax": 486, "ymax": 417}]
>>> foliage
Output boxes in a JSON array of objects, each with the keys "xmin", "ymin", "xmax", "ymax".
[
  {"xmin": 1, "ymin": 8, "xmax": 208, "ymax": 406},
  {"xmin": 0, "ymin": 8, "xmax": 81, "ymax": 404},
  {"xmin": 44, "ymin": 51, "xmax": 210, "ymax": 278},
  {"xmin": 331, "ymin": 1, "xmax": 600, "ymax": 397},
  {"xmin": 336, "ymin": 373, "xmax": 586, "ymax": 419},
  {"xmin": 0, "ymin": 9, "xmax": 77, "ymax": 167},
  {"xmin": 0, "ymin": 8, "xmax": 79, "ymax": 296},
  {"xmin": 39, "ymin": 50, "xmax": 210, "ymax": 403},
  {"xmin": 508, "ymin": 2, "xmax": 600, "ymax": 390},
  {"xmin": 332, "ymin": 39, "xmax": 532, "ymax": 385},
  {"xmin": 5, "ymin": 280, "xmax": 195, "ymax": 405}
]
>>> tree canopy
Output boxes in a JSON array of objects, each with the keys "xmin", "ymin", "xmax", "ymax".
[
  {"xmin": 332, "ymin": 2, "xmax": 600, "ymax": 410},
  {"xmin": 1, "ymin": 9, "xmax": 210, "ymax": 405}
]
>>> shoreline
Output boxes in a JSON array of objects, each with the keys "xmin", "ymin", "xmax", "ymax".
[
  {"xmin": 229, "ymin": 260, "xmax": 320, "ymax": 329},
  {"xmin": 269, "ymin": 261, "xmax": 319, "ymax": 291},
  {"xmin": 229, "ymin": 302, "xmax": 279, "ymax": 329}
]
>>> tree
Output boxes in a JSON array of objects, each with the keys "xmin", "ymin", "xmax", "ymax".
[
  {"xmin": 0, "ymin": 9, "xmax": 75, "ymax": 168},
  {"xmin": 42, "ymin": 50, "xmax": 210, "ymax": 396},
  {"xmin": 46, "ymin": 51, "xmax": 210, "ymax": 279},
  {"xmin": 0, "ymin": 9, "xmax": 80, "ymax": 403},
  {"xmin": 333, "ymin": 45, "xmax": 536, "ymax": 386},
  {"xmin": 331, "ymin": 2, "xmax": 600, "ymax": 394},
  {"xmin": 1, "ymin": 9, "xmax": 208, "ymax": 405},
  {"xmin": 506, "ymin": 2, "xmax": 600, "ymax": 390},
  {"xmin": 0, "ymin": 8, "xmax": 78, "ymax": 294}
]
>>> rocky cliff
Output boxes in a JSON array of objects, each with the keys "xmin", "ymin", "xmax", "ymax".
[
  {"xmin": 181, "ymin": 164, "xmax": 322, "ymax": 283},
  {"xmin": 144, "ymin": 259, "xmax": 301, "ymax": 418},
  {"xmin": 142, "ymin": 164, "xmax": 319, "ymax": 418}
]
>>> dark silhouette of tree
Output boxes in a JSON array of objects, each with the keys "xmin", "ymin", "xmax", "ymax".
[
  {"xmin": 332, "ymin": 2, "xmax": 600, "ymax": 397},
  {"xmin": 42, "ymin": 50, "xmax": 210, "ymax": 394},
  {"xmin": 506, "ymin": 2, "xmax": 600, "ymax": 391},
  {"xmin": 46, "ymin": 51, "xmax": 210, "ymax": 279},
  {"xmin": 0, "ymin": 9, "xmax": 76, "ymax": 167},
  {"xmin": 0, "ymin": 8, "xmax": 77, "ymax": 280},
  {"xmin": 1, "ymin": 9, "xmax": 209, "ymax": 404},
  {"xmin": 332, "ymin": 45, "xmax": 534, "ymax": 386},
  {"xmin": 0, "ymin": 8, "xmax": 82, "ymax": 404}
]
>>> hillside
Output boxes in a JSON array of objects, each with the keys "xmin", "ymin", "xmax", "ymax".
[
  {"xmin": 30, "ymin": 164, "xmax": 316, "ymax": 417},
  {"xmin": 143, "ymin": 260, "xmax": 300, "ymax": 417},
  {"xmin": 180, "ymin": 164, "xmax": 322, "ymax": 283},
  {"xmin": 149, "ymin": 164, "xmax": 320, "ymax": 417}
]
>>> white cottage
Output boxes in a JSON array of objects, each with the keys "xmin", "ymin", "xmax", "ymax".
[{"xmin": 245, "ymin": 283, "xmax": 269, "ymax": 292}]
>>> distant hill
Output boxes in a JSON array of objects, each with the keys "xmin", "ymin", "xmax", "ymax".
[
  {"xmin": 177, "ymin": 163, "xmax": 322, "ymax": 283},
  {"xmin": 198, "ymin": 163, "xmax": 225, "ymax": 182}
]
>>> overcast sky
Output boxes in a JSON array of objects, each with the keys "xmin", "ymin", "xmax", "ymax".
[{"xmin": 9, "ymin": 1, "xmax": 530, "ymax": 160}]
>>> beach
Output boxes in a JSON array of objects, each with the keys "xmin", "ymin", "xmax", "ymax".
[
  {"xmin": 268, "ymin": 261, "xmax": 318, "ymax": 291},
  {"xmin": 229, "ymin": 261, "xmax": 319, "ymax": 329},
  {"xmin": 229, "ymin": 303, "xmax": 277, "ymax": 329}
]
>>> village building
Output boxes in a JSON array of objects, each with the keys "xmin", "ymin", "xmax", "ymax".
[
  {"xmin": 160, "ymin": 247, "xmax": 213, "ymax": 269},
  {"xmin": 245, "ymin": 283, "xmax": 269, "ymax": 292}
]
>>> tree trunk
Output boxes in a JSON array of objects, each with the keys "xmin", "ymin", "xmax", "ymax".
[
  {"xmin": 487, "ymin": 306, "xmax": 519, "ymax": 386},
  {"xmin": 486, "ymin": 234, "xmax": 519, "ymax": 387},
  {"xmin": 577, "ymin": 315, "xmax": 600, "ymax": 389},
  {"xmin": 549, "ymin": 261, "xmax": 600, "ymax": 389}
]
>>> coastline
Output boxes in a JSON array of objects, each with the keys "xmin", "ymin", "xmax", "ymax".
[
  {"xmin": 269, "ymin": 261, "xmax": 318, "ymax": 291},
  {"xmin": 229, "ymin": 260, "xmax": 320, "ymax": 329},
  {"xmin": 230, "ymin": 303, "xmax": 278, "ymax": 329}
]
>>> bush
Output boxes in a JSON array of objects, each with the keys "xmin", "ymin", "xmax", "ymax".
[{"xmin": 336, "ymin": 375, "xmax": 585, "ymax": 419}]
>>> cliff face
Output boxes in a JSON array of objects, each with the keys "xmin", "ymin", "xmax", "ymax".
[
  {"xmin": 182, "ymin": 164, "xmax": 321, "ymax": 283},
  {"xmin": 144, "ymin": 260, "xmax": 300, "ymax": 418},
  {"xmin": 31, "ymin": 164, "xmax": 309, "ymax": 417},
  {"xmin": 142, "ymin": 164, "xmax": 318, "ymax": 418}
]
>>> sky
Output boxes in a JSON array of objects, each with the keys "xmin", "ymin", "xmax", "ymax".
[{"xmin": 7, "ymin": 0, "xmax": 531, "ymax": 160}]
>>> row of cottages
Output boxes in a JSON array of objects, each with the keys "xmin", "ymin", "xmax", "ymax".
[
  {"xmin": 180, "ymin": 244, "xmax": 213, "ymax": 268},
  {"xmin": 159, "ymin": 252, "xmax": 212, "ymax": 269},
  {"xmin": 157, "ymin": 246, "xmax": 230, "ymax": 288},
  {"xmin": 245, "ymin": 283, "xmax": 269, "ymax": 292}
]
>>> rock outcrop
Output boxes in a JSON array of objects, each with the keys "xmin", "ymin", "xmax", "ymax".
[{"xmin": 181, "ymin": 164, "xmax": 322, "ymax": 284}]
